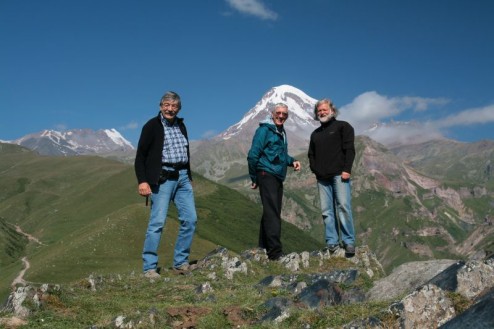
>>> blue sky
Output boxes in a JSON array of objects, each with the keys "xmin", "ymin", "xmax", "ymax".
[{"xmin": 1, "ymin": 0, "xmax": 493, "ymax": 146}]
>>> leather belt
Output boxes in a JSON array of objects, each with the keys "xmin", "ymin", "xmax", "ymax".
[{"xmin": 162, "ymin": 162, "xmax": 187, "ymax": 170}]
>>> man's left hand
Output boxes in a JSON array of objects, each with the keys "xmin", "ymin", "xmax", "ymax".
[
  {"xmin": 341, "ymin": 171, "xmax": 351, "ymax": 180},
  {"xmin": 293, "ymin": 161, "xmax": 301, "ymax": 171}
]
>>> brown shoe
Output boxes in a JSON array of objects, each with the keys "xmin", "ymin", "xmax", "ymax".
[
  {"xmin": 173, "ymin": 263, "xmax": 197, "ymax": 274},
  {"xmin": 143, "ymin": 269, "xmax": 161, "ymax": 279}
]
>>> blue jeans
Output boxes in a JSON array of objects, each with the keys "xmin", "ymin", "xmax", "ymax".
[
  {"xmin": 317, "ymin": 176, "xmax": 355, "ymax": 246},
  {"xmin": 142, "ymin": 168, "xmax": 197, "ymax": 271}
]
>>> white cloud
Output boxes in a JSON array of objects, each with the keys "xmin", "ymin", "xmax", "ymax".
[
  {"xmin": 340, "ymin": 91, "xmax": 494, "ymax": 146},
  {"xmin": 400, "ymin": 96, "xmax": 449, "ymax": 112},
  {"xmin": 365, "ymin": 122, "xmax": 445, "ymax": 147},
  {"xmin": 338, "ymin": 91, "xmax": 450, "ymax": 136},
  {"xmin": 339, "ymin": 91, "xmax": 400, "ymax": 124},
  {"xmin": 54, "ymin": 123, "xmax": 68, "ymax": 131},
  {"xmin": 432, "ymin": 105, "xmax": 494, "ymax": 128},
  {"xmin": 394, "ymin": 104, "xmax": 494, "ymax": 145},
  {"xmin": 201, "ymin": 130, "xmax": 218, "ymax": 139},
  {"xmin": 119, "ymin": 121, "xmax": 139, "ymax": 131},
  {"xmin": 225, "ymin": 0, "xmax": 278, "ymax": 20},
  {"xmin": 336, "ymin": 91, "xmax": 456, "ymax": 146}
]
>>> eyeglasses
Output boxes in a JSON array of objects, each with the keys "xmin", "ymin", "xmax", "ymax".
[
  {"xmin": 275, "ymin": 111, "xmax": 288, "ymax": 118},
  {"xmin": 161, "ymin": 102, "xmax": 179, "ymax": 109}
]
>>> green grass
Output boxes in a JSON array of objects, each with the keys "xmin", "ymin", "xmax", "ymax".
[
  {"xmin": 1, "ymin": 248, "xmax": 388, "ymax": 328},
  {"xmin": 0, "ymin": 145, "xmax": 322, "ymax": 301},
  {"xmin": 1, "ymin": 140, "xmax": 492, "ymax": 311}
]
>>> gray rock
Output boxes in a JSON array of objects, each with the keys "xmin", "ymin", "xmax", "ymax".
[
  {"xmin": 456, "ymin": 259, "xmax": 494, "ymax": 299},
  {"xmin": 2, "ymin": 286, "xmax": 32, "ymax": 318},
  {"xmin": 307, "ymin": 269, "xmax": 359, "ymax": 285},
  {"xmin": 195, "ymin": 282, "xmax": 214, "ymax": 294},
  {"xmin": 296, "ymin": 279, "xmax": 343, "ymax": 309},
  {"xmin": 427, "ymin": 261, "xmax": 465, "ymax": 291},
  {"xmin": 366, "ymin": 259, "xmax": 458, "ymax": 301},
  {"xmin": 260, "ymin": 297, "xmax": 293, "ymax": 323},
  {"xmin": 440, "ymin": 287, "xmax": 494, "ymax": 328},
  {"xmin": 395, "ymin": 284, "xmax": 456, "ymax": 328}
]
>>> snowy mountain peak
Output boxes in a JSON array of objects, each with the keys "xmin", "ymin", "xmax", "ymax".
[
  {"xmin": 9, "ymin": 128, "xmax": 134, "ymax": 156},
  {"xmin": 104, "ymin": 129, "xmax": 134, "ymax": 149},
  {"xmin": 219, "ymin": 85, "xmax": 318, "ymax": 142}
]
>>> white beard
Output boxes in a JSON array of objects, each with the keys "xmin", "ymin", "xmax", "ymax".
[{"xmin": 318, "ymin": 114, "xmax": 332, "ymax": 123}]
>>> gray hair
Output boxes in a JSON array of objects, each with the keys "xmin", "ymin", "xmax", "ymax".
[
  {"xmin": 159, "ymin": 91, "xmax": 181, "ymax": 109},
  {"xmin": 313, "ymin": 98, "xmax": 338, "ymax": 120},
  {"xmin": 272, "ymin": 102, "xmax": 288, "ymax": 112}
]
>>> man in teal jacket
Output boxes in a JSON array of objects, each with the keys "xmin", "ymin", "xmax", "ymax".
[{"xmin": 247, "ymin": 103, "xmax": 301, "ymax": 260}]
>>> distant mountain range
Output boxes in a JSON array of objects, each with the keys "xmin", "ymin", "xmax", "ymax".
[
  {"xmin": 4, "ymin": 128, "xmax": 134, "ymax": 156},
  {"xmin": 1, "ymin": 84, "xmax": 493, "ymax": 273},
  {"xmin": 1, "ymin": 85, "xmax": 319, "ymax": 159},
  {"xmin": 188, "ymin": 85, "xmax": 494, "ymax": 271}
]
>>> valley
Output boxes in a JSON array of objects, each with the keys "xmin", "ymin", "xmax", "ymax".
[{"xmin": 1, "ymin": 85, "xmax": 493, "ymax": 308}]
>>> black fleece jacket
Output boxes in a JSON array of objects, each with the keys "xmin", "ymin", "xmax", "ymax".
[
  {"xmin": 134, "ymin": 113, "xmax": 192, "ymax": 185},
  {"xmin": 308, "ymin": 117, "xmax": 355, "ymax": 180}
]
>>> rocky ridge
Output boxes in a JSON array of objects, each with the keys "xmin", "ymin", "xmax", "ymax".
[{"xmin": 2, "ymin": 246, "xmax": 494, "ymax": 328}]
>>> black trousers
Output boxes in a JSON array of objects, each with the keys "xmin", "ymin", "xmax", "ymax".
[{"xmin": 257, "ymin": 171, "xmax": 283, "ymax": 260}]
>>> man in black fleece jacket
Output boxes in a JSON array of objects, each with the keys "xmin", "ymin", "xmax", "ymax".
[
  {"xmin": 308, "ymin": 98, "xmax": 356, "ymax": 255},
  {"xmin": 134, "ymin": 91, "xmax": 197, "ymax": 278}
]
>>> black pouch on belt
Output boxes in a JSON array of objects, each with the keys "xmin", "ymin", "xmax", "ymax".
[{"xmin": 159, "ymin": 169, "xmax": 179, "ymax": 184}]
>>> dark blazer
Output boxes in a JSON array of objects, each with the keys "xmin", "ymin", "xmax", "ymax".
[{"xmin": 134, "ymin": 113, "xmax": 192, "ymax": 185}]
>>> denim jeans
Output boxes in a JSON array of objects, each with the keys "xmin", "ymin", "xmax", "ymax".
[
  {"xmin": 317, "ymin": 175, "xmax": 355, "ymax": 246},
  {"xmin": 142, "ymin": 168, "xmax": 197, "ymax": 271}
]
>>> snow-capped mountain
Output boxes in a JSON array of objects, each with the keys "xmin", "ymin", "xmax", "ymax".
[
  {"xmin": 190, "ymin": 85, "xmax": 321, "ymax": 182},
  {"xmin": 218, "ymin": 85, "xmax": 319, "ymax": 151},
  {"xmin": 9, "ymin": 128, "xmax": 134, "ymax": 156}
]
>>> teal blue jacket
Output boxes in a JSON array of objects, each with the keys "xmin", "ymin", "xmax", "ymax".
[{"xmin": 247, "ymin": 117, "xmax": 295, "ymax": 183}]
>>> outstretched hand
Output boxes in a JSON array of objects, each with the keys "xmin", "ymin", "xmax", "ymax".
[{"xmin": 293, "ymin": 161, "xmax": 301, "ymax": 171}]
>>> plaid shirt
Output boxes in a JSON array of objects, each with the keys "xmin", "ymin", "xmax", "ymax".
[{"xmin": 161, "ymin": 115, "xmax": 189, "ymax": 164}]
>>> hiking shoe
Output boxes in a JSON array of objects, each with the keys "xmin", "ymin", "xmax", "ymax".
[
  {"xmin": 325, "ymin": 244, "xmax": 340, "ymax": 253},
  {"xmin": 345, "ymin": 244, "xmax": 356, "ymax": 255},
  {"xmin": 173, "ymin": 263, "xmax": 197, "ymax": 274},
  {"xmin": 143, "ymin": 269, "xmax": 160, "ymax": 279},
  {"xmin": 269, "ymin": 253, "xmax": 286, "ymax": 261}
]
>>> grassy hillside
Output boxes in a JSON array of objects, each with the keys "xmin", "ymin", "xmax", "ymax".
[
  {"xmin": 1, "ymin": 247, "xmax": 388, "ymax": 328},
  {"xmin": 0, "ymin": 144, "xmax": 323, "ymax": 301},
  {"xmin": 191, "ymin": 136, "xmax": 494, "ymax": 274},
  {"xmin": 391, "ymin": 139, "xmax": 494, "ymax": 186}
]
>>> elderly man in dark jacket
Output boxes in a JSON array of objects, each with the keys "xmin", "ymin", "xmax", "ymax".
[
  {"xmin": 135, "ymin": 91, "xmax": 197, "ymax": 278},
  {"xmin": 308, "ymin": 98, "xmax": 356, "ymax": 255}
]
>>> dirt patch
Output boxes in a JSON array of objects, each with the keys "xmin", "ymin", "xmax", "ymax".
[
  {"xmin": 0, "ymin": 316, "xmax": 28, "ymax": 329},
  {"xmin": 167, "ymin": 306, "xmax": 211, "ymax": 328},
  {"xmin": 223, "ymin": 306, "xmax": 254, "ymax": 326}
]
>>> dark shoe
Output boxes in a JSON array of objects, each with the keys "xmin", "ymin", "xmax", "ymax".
[
  {"xmin": 345, "ymin": 244, "xmax": 356, "ymax": 255},
  {"xmin": 269, "ymin": 253, "xmax": 286, "ymax": 261},
  {"xmin": 325, "ymin": 244, "xmax": 340, "ymax": 253}
]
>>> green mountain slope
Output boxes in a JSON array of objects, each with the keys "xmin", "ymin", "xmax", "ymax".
[
  {"xmin": 391, "ymin": 139, "xmax": 494, "ymax": 186},
  {"xmin": 0, "ymin": 143, "xmax": 323, "ymax": 301},
  {"xmin": 191, "ymin": 136, "xmax": 494, "ymax": 272}
]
